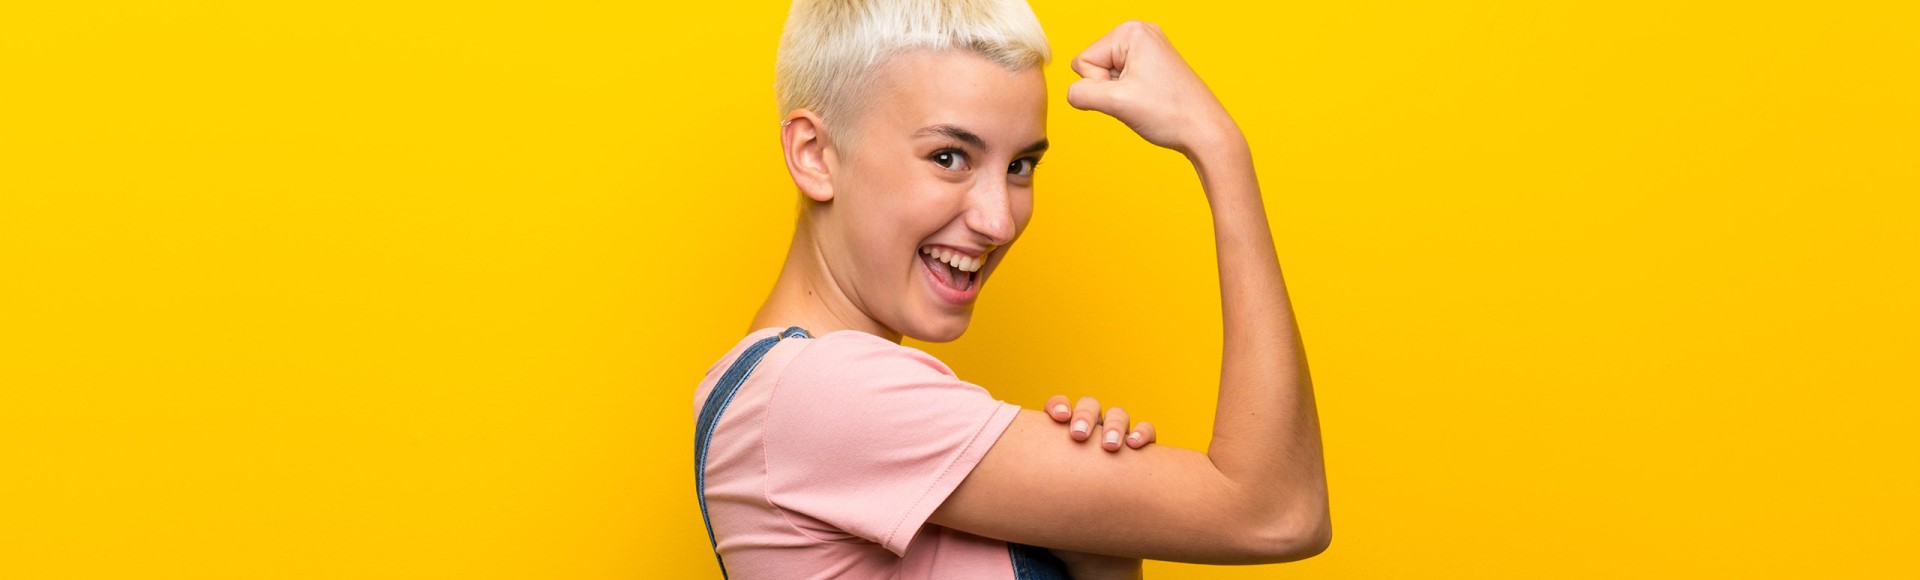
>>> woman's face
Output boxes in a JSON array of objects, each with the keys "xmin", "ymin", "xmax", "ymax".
[{"xmin": 815, "ymin": 49, "xmax": 1049, "ymax": 342}]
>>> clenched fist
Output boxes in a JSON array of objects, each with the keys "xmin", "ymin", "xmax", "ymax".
[{"xmin": 1067, "ymin": 21, "xmax": 1241, "ymax": 157}]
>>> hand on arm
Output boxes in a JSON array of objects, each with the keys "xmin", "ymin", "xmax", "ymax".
[
  {"xmin": 1040, "ymin": 395, "xmax": 1154, "ymax": 580},
  {"xmin": 1045, "ymin": 394, "xmax": 1158, "ymax": 451},
  {"xmin": 929, "ymin": 21, "xmax": 1330, "ymax": 565}
]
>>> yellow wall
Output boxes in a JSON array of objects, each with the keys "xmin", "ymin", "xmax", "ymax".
[{"xmin": 4, "ymin": 1, "xmax": 1915, "ymax": 578}]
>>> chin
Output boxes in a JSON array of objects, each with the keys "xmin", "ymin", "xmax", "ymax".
[{"xmin": 905, "ymin": 314, "xmax": 972, "ymax": 343}]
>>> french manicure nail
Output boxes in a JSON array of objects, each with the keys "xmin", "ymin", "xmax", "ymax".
[
  {"xmin": 1071, "ymin": 420, "xmax": 1088, "ymax": 435},
  {"xmin": 1051, "ymin": 403, "xmax": 1068, "ymax": 416},
  {"xmin": 1104, "ymin": 431, "xmax": 1120, "ymax": 445}
]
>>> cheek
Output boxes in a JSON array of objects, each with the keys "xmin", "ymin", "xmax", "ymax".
[
  {"xmin": 1012, "ymin": 192, "xmax": 1036, "ymax": 234},
  {"xmin": 866, "ymin": 181, "xmax": 955, "ymax": 242},
  {"xmin": 843, "ymin": 184, "xmax": 932, "ymax": 275}
]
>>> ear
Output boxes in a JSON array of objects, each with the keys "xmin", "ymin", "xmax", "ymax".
[{"xmin": 781, "ymin": 110, "xmax": 835, "ymax": 203}]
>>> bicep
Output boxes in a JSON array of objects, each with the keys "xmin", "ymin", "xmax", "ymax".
[{"xmin": 929, "ymin": 409, "xmax": 1273, "ymax": 564}]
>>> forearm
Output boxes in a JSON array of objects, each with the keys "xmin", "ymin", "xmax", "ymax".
[{"xmin": 1190, "ymin": 129, "xmax": 1330, "ymax": 542}]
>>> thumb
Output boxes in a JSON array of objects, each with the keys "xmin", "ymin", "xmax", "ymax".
[{"xmin": 1066, "ymin": 78, "xmax": 1122, "ymax": 113}]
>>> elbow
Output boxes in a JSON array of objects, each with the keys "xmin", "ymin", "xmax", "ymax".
[
  {"xmin": 1293, "ymin": 515, "xmax": 1334, "ymax": 560},
  {"xmin": 1235, "ymin": 503, "xmax": 1332, "ymax": 564}
]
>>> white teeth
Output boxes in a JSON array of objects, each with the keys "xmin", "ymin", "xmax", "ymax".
[{"xmin": 919, "ymin": 245, "xmax": 987, "ymax": 273}]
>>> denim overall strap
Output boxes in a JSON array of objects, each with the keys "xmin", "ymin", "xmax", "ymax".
[
  {"xmin": 695, "ymin": 325, "xmax": 1068, "ymax": 579},
  {"xmin": 695, "ymin": 326, "xmax": 811, "ymax": 579},
  {"xmin": 1008, "ymin": 541, "xmax": 1072, "ymax": 579}
]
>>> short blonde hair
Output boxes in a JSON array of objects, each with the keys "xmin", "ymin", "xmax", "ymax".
[{"xmin": 775, "ymin": 0, "xmax": 1051, "ymax": 139}]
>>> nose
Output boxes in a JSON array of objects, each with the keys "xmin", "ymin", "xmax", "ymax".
[{"xmin": 964, "ymin": 178, "xmax": 1017, "ymax": 246}]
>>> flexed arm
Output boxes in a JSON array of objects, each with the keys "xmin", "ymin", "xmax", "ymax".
[
  {"xmin": 929, "ymin": 21, "xmax": 1330, "ymax": 564},
  {"xmin": 1070, "ymin": 19, "xmax": 1331, "ymax": 550}
]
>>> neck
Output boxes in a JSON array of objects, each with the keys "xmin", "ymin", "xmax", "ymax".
[{"xmin": 750, "ymin": 217, "xmax": 902, "ymax": 343}]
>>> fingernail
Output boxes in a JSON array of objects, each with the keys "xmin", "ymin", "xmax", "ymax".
[
  {"xmin": 1051, "ymin": 403, "xmax": 1068, "ymax": 417},
  {"xmin": 1128, "ymin": 432, "xmax": 1142, "ymax": 443},
  {"xmin": 1071, "ymin": 420, "xmax": 1088, "ymax": 435},
  {"xmin": 1104, "ymin": 431, "xmax": 1121, "ymax": 446}
]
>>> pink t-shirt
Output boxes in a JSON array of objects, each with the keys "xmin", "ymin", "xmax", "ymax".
[{"xmin": 692, "ymin": 327, "xmax": 1025, "ymax": 580}]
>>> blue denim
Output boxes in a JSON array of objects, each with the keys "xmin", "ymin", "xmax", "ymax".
[
  {"xmin": 1007, "ymin": 541, "xmax": 1072, "ymax": 579},
  {"xmin": 696, "ymin": 326, "xmax": 810, "ymax": 579},
  {"xmin": 695, "ymin": 326, "xmax": 1072, "ymax": 579}
]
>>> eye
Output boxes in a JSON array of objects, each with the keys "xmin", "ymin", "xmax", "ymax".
[
  {"xmin": 930, "ymin": 149, "xmax": 969, "ymax": 171},
  {"xmin": 1009, "ymin": 158, "xmax": 1040, "ymax": 177}
]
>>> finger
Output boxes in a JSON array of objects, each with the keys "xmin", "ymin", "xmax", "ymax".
[
  {"xmin": 1126, "ymin": 421, "xmax": 1157, "ymax": 449},
  {"xmin": 1101, "ymin": 407, "xmax": 1129, "ymax": 452},
  {"xmin": 1071, "ymin": 23, "xmax": 1135, "ymax": 81},
  {"xmin": 1066, "ymin": 78, "xmax": 1118, "ymax": 112},
  {"xmin": 1045, "ymin": 395, "xmax": 1072, "ymax": 422},
  {"xmin": 1070, "ymin": 396, "xmax": 1101, "ymax": 441},
  {"xmin": 1068, "ymin": 54, "xmax": 1111, "ymax": 81}
]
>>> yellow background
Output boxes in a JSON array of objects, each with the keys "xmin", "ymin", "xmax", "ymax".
[{"xmin": 4, "ymin": 1, "xmax": 1915, "ymax": 578}]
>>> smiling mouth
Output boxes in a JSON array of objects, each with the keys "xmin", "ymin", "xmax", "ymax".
[{"xmin": 919, "ymin": 245, "xmax": 981, "ymax": 292}]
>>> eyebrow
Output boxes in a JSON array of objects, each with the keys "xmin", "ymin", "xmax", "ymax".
[{"xmin": 915, "ymin": 124, "xmax": 1050, "ymax": 156}]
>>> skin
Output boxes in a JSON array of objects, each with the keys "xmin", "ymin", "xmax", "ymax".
[
  {"xmin": 752, "ymin": 46, "xmax": 1158, "ymax": 576},
  {"xmin": 753, "ymin": 48, "xmax": 1042, "ymax": 344},
  {"xmin": 753, "ymin": 21, "xmax": 1330, "ymax": 577}
]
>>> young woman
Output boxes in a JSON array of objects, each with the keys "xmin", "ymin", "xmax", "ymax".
[{"xmin": 692, "ymin": 1, "xmax": 1330, "ymax": 578}]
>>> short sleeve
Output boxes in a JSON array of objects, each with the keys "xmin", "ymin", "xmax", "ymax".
[{"xmin": 764, "ymin": 331, "xmax": 1021, "ymax": 556}]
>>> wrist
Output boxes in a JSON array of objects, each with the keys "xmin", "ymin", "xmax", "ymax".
[
  {"xmin": 1186, "ymin": 129, "xmax": 1257, "ymax": 209},
  {"xmin": 1180, "ymin": 115, "xmax": 1246, "ymax": 165},
  {"xmin": 1185, "ymin": 127, "xmax": 1251, "ymax": 188}
]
